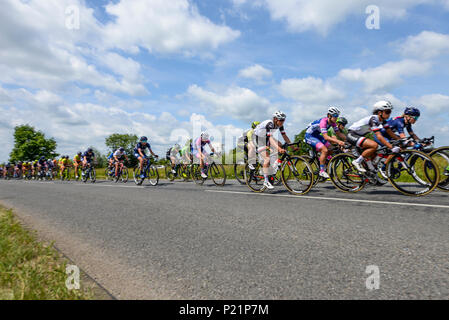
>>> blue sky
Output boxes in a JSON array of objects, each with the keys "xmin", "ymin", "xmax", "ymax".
[{"xmin": 1, "ymin": 0, "xmax": 449, "ymax": 161}]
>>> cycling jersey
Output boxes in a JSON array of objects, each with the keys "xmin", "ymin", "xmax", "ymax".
[
  {"xmin": 113, "ymin": 150, "xmax": 126, "ymax": 159},
  {"xmin": 254, "ymin": 120, "xmax": 285, "ymax": 138},
  {"xmin": 348, "ymin": 115, "xmax": 389, "ymax": 136},
  {"xmin": 381, "ymin": 116, "xmax": 413, "ymax": 138},
  {"xmin": 305, "ymin": 117, "xmax": 339, "ymax": 136},
  {"xmin": 82, "ymin": 152, "xmax": 95, "ymax": 162},
  {"xmin": 134, "ymin": 142, "xmax": 151, "ymax": 157},
  {"xmin": 73, "ymin": 155, "xmax": 81, "ymax": 162},
  {"xmin": 179, "ymin": 145, "xmax": 192, "ymax": 157},
  {"xmin": 193, "ymin": 137, "xmax": 211, "ymax": 152}
]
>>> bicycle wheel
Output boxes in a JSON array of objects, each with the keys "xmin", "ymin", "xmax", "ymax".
[
  {"xmin": 147, "ymin": 165, "xmax": 159, "ymax": 186},
  {"xmin": 192, "ymin": 164, "xmax": 205, "ymax": 185},
  {"xmin": 244, "ymin": 163, "xmax": 266, "ymax": 192},
  {"xmin": 90, "ymin": 168, "xmax": 96, "ymax": 183},
  {"xmin": 82, "ymin": 169, "xmax": 88, "ymax": 183},
  {"xmin": 121, "ymin": 167, "xmax": 129, "ymax": 183},
  {"xmin": 165, "ymin": 166, "xmax": 175, "ymax": 181},
  {"xmin": 210, "ymin": 163, "xmax": 226, "ymax": 186},
  {"xmin": 387, "ymin": 150, "xmax": 439, "ymax": 196},
  {"xmin": 66, "ymin": 168, "xmax": 71, "ymax": 181},
  {"xmin": 281, "ymin": 156, "xmax": 314, "ymax": 195},
  {"xmin": 179, "ymin": 165, "xmax": 190, "ymax": 181},
  {"xmin": 234, "ymin": 163, "xmax": 246, "ymax": 185},
  {"xmin": 328, "ymin": 153, "xmax": 366, "ymax": 192},
  {"xmin": 105, "ymin": 168, "xmax": 112, "ymax": 181},
  {"xmin": 133, "ymin": 165, "xmax": 144, "ymax": 185},
  {"xmin": 302, "ymin": 155, "xmax": 320, "ymax": 186},
  {"xmin": 429, "ymin": 147, "xmax": 449, "ymax": 191}
]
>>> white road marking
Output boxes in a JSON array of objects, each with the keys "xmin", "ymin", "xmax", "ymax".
[{"xmin": 205, "ymin": 190, "xmax": 449, "ymax": 209}]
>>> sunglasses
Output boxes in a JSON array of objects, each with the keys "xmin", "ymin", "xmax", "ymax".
[
  {"xmin": 383, "ymin": 110, "xmax": 392, "ymax": 115},
  {"xmin": 331, "ymin": 114, "xmax": 339, "ymax": 118},
  {"xmin": 413, "ymin": 116, "xmax": 419, "ymax": 121}
]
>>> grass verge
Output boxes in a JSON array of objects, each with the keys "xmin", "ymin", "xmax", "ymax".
[{"xmin": 0, "ymin": 206, "xmax": 93, "ymax": 300}]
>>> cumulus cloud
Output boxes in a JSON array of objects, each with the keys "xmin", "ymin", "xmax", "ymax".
[
  {"xmin": 102, "ymin": 0, "xmax": 240, "ymax": 54},
  {"xmin": 187, "ymin": 85, "xmax": 272, "ymax": 122},
  {"xmin": 278, "ymin": 77, "xmax": 345, "ymax": 105},
  {"xmin": 397, "ymin": 31, "xmax": 449, "ymax": 59},
  {"xmin": 413, "ymin": 94, "xmax": 449, "ymax": 114},
  {"xmin": 238, "ymin": 64, "xmax": 273, "ymax": 82},
  {"xmin": 236, "ymin": 0, "xmax": 447, "ymax": 35},
  {"xmin": 337, "ymin": 59, "xmax": 432, "ymax": 93}
]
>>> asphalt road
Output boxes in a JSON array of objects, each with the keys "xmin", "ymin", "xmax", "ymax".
[{"xmin": 0, "ymin": 178, "xmax": 448, "ymax": 299}]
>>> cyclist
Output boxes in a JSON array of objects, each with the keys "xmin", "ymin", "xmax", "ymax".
[
  {"xmin": 82, "ymin": 148, "xmax": 96, "ymax": 176},
  {"xmin": 37, "ymin": 156, "xmax": 47, "ymax": 175},
  {"xmin": 23, "ymin": 161, "xmax": 31, "ymax": 178},
  {"xmin": 347, "ymin": 101, "xmax": 400, "ymax": 173},
  {"xmin": 377, "ymin": 107, "xmax": 422, "ymax": 146},
  {"xmin": 166, "ymin": 144, "xmax": 181, "ymax": 175},
  {"xmin": 112, "ymin": 147, "xmax": 129, "ymax": 177},
  {"xmin": 237, "ymin": 121, "xmax": 261, "ymax": 170},
  {"xmin": 59, "ymin": 156, "xmax": 68, "ymax": 178},
  {"xmin": 305, "ymin": 107, "xmax": 347, "ymax": 178},
  {"xmin": 193, "ymin": 132, "xmax": 216, "ymax": 179},
  {"xmin": 328, "ymin": 117, "xmax": 349, "ymax": 139},
  {"xmin": 32, "ymin": 159, "xmax": 38, "ymax": 177},
  {"xmin": 134, "ymin": 136, "xmax": 158, "ymax": 178},
  {"xmin": 14, "ymin": 161, "xmax": 23, "ymax": 178},
  {"xmin": 180, "ymin": 139, "xmax": 193, "ymax": 165},
  {"xmin": 73, "ymin": 152, "xmax": 82, "ymax": 179},
  {"xmin": 253, "ymin": 111, "xmax": 296, "ymax": 190}
]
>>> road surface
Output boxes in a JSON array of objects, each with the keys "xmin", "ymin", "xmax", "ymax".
[{"xmin": 0, "ymin": 178, "xmax": 448, "ymax": 299}]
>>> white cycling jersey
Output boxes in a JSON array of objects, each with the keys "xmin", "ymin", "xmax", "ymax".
[
  {"xmin": 113, "ymin": 150, "xmax": 126, "ymax": 157},
  {"xmin": 348, "ymin": 115, "xmax": 389, "ymax": 136},
  {"xmin": 254, "ymin": 120, "xmax": 285, "ymax": 138}
]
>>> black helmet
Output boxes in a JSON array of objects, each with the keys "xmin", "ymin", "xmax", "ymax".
[
  {"xmin": 337, "ymin": 117, "xmax": 348, "ymax": 126},
  {"xmin": 404, "ymin": 107, "xmax": 420, "ymax": 117},
  {"xmin": 119, "ymin": 147, "xmax": 125, "ymax": 152},
  {"xmin": 77, "ymin": 151, "xmax": 82, "ymax": 155},
  {"xmin": 140, "ymin": 136, "xmax": 148, "ymax": 142},
  {"xmin": 87, "ymin": 148, "xmax": 93, "ymax": 153}
]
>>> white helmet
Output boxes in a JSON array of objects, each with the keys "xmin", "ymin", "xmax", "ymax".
[
  {"xmin": 272, "ymin": 110, "xmax": 286, "ymax": 120},
  {"xmin": 201, "ymin": 132, "xmax": 210, "ymax": 140},
  {"xmin": 373, "ymin": 100, "xmax": 393, "ymax": 113},
  {"xmin": 327, "ymin": 106, "xmax": 341, "ymax": 116},
  {"xmin": 174, "ymin": 143, "xmax": 180, "ymax": 149}
]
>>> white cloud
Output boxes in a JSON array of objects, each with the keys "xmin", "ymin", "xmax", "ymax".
[
  {"xmin": 413, "ymin": 94, "xmax": 449, "ymax": 114},
  {"xmin": 398, "ymin": 31, "xmax": 449, "ymax": 59},
  {"xmin": 278, "ymin": 77, "xmax": 345, "ymax": 105},
  {"xmin": 238, "ymin": 64, "xmax": 273, "ymax": 82},
  {"xmin": 248, "ymin": 0, "xmax": 443, "ymax": 35},
  {"xmin": 187, "ymin": 85, "xmax": 272, "ymax": 122},
  {"xmin": 337, "ymin": 59, "xmax": 432, "ymax": 93},
  {"xmin": 103, "ymin": 0, "xmax": 240, "ymax": 54}
]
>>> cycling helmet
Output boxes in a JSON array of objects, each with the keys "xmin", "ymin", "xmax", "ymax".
[
  {"xmin": 373, "ymin": 100, "xmax": 393, "ymax": 113},
  {"xmin": 140, "ymin": 136, "xmax": 148, "ymax": 142},
  {"xmin": 201, "ymin": 132, "xmax": 210, "ymax": 140},
  {"xmin": 77, "ymin": 151, "xmax": 82, "ymax": 155},
  {"xmin": 87, "ymin": 148, "xmax": 93, "ymax": 153},
  {"xmin": 251, "ymin": 121, "xmax": 261, "ymax": 129},
  {"xmin": 174, "ymin": 144, "xmax": 181, "ymax": 149},
  {"xmin": 272, "ymin": 111, "xmax": 286, "ymax": 120},
  {"xmin": 337, "ymin": 117, "xmax": 348, "ymax": 126},
  {"xmin": 119, "ymin": 147, "xmax": 125, "ymax": 152},
  {"xmin": 40, "ymin": 156, "xmax": 45, "ymax": 160},
  {"xmin": 404, "ymin": 107, "xmax": 420, "ymax": 117},
  {"xmin": 327, "ymin": 107, "xmax": 341, "ymax": 116}
]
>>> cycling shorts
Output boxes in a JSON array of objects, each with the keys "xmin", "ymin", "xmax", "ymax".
[{"xmin": 305, "ymin": 133, "xmax": 330, "ymax": 151}]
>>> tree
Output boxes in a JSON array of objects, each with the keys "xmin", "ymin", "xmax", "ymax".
[
  {"xmin": 9, "ymin": 125, "xmax": 58, "ymax": 162},
  {"xmin": 105, "ymin": 133, "xmax": 138, "ymax": 167},
  {"xmin": 293, "ymin": 129, "xmax": 311, "ymax": 155}
]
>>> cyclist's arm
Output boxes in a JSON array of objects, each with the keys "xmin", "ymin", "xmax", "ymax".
[
  {"xmin": 374, "ymin": 131, "xmax": 394, "ymax": 149},
  {"xmin": 386, "ymin": 127, "xmax": 401, "ymax": 140},
  {"xmin": 323, "ymin": 132, "xmax": 344, "ymax": 146}
]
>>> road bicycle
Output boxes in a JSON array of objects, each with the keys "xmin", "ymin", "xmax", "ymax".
[
  {"xmin": 408, "ymin": 136, "xmax": 449, "ymax": 192},
  {"xmin": 133, "ymin": 156, "xmax": 159, "ymax": 186},
  {"xmin": 165, "ymin": 163, "xmax": 183, "ymax": 181},
  {"xmin": 81, "ymin": 162, "xmax": 96, "ymax": 183},
  {"xmin": 191, "ymin": 153, "xmax": 226, "ymax": 186},
  {"xmin": 244, "ymin": 142, "xmax": 314, "ymax": 195},
  {"xmin": 329, "ymin": 139, "xmax": 439, "ymax": 196}
]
